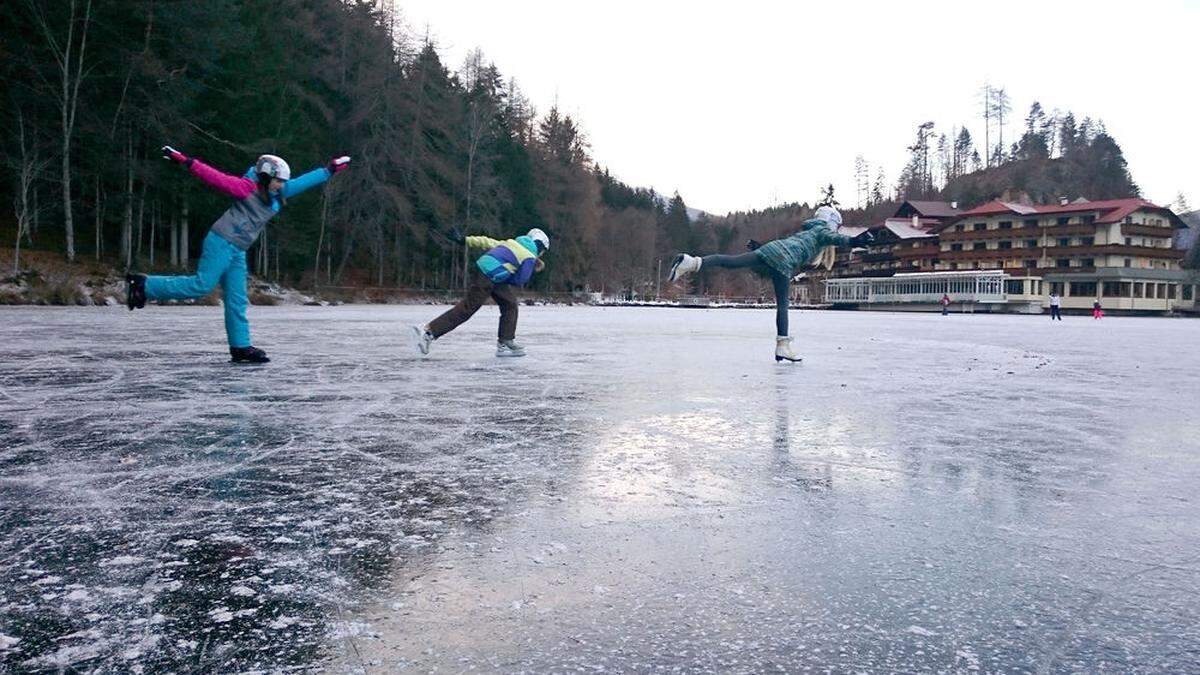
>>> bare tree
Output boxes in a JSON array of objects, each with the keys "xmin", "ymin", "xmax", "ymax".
[
  {"xmin": 28, "ymin": 0, "xmax": 94, "ymax": 262},
  {"xmin": 854, "ymin": 155, "xmax": 869, "ymax": 209},
  {"xmin": 978, "ymin": 82, "xmax": 992, "ymax": 167},
  {"xmin": 10, "ymin": 111, "xmax": 51, "ymax": 274},
  {"xmin": 991, "ymin": 86, "xmax": 1012, "ymax": 163}
]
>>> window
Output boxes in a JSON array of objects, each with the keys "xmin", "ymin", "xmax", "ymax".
[
  {"xmin": 1070, "ymin": 282, "xmax": 1097, "ymax": 297},
  {"xmin": 1050, "ymin": 282, "xmax": 1065, "ymax": 295},
  {"xmin": 1058, "ymin": 238, "xmax": 1071, "ymax": 247},
  {"xmin": 1024, "ymin": 219, "xmax": 1039, "ymax": 228},
  {"xmin": 1184, "ymin": 285, "xmax": 1195, "ymax": 301},
  {"xmin": 1124, "ymin": 258, "xmax": 1131, "ymax": 267},
  {"xmin": 1026, "ymin": 239, "xmax": 1039, "ymax": 248},
  {"xmin": 951, "ymin": 243, "xmax": 963, "ymax": 251},
  {"xmin": 1124, "ymin": 237, "xmax": 1132, "ymax": 246},
  {"xmin": 950, "ymin": 263, "xmax": 959, "ymax": 270},
  {"xmin": 1057, "ymin": 217, "xmax": 1071, "ymax": 226},
  {"xmin": 1103, "ymin": 282, "xmax": 1121, "ymax": 297},
  {"xmin": 999, "ymin": 221, "xmax": 1013, "ymax": 229},
  {"xmin": 956, "ymin": 225, "xmax": 965, "ymax": 232},
  {"xmin": 1006, "ymin": 280, "xmax": 1024, "ymax": 295},
  {"xmin": 1134, "ymin": 282, "xmax": 1144, "ymax": 298},
  {"xmin": 1081, "ymin": 258, "xmax": 1094, "ymax": 268},
  {"xmin": 1124, "ymin": 216, "xmax": 1133, "ymax": 224},
  {"xmin": 999, "ymin": 241, "xmax": 1013, "ymax": 249},
  {"xmin": 973, "ymin": 222, "xmax": 986, "ymax": 231},
  {"xmin": 1080, "ymin": 237, "xmax": 1094, "ymax": 246},
  {"xmin": 1168, "ymin": 285, "xmax": 1177, "ymax": 300},
  {"xmin": 973, "ymin": 242, "xmax": 987, "ymax": 250},
  {"xmin": 1083, "ymin": 215, "xmax": 1096, "ymax": 225},
  {"xmin": 1056, "ymin": 259, "xmax": 1070, "ymax": 268},
  {"xmin": 1024, "ymin": 260, "xmax": 1037, "ymax": 269}
]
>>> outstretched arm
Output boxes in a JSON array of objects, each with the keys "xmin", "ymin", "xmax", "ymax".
[
  {"xmin": 162, "ymin": 145, "xmax": 255, "ymax": 199},
  {"xmin": 188, "ymin": 160, "xmax": 257, "ymax": 199},
  {"xmin": 465, "ymin": 235, "xmax": 503, "ymax": 249},
  {"xmin": 280, "ymin": 167, "xmax": 330, "ymax": 199},
  {"xmin": 281, "ymin": 156, "xmax": 351, "ymax": 200}
]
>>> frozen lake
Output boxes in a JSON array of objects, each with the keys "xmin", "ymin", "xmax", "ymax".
[{"xmin": 2, "ymin": 305, "xmax": 1199, "ymax": 672}]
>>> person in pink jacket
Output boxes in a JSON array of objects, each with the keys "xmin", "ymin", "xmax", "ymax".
[{"xmin": 125, "ymin": 147, "xmax": 350, "ymax": 363}]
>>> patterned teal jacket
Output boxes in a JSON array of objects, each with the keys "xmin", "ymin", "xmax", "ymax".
[{"xmin": 754, "ymin": 219, "xmax": 851, "ymax": 277}]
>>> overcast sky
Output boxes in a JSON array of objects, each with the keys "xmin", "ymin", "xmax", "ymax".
[{"xmin": 397, "ymin": 0, "xmax": 1198, "ymax": 216}]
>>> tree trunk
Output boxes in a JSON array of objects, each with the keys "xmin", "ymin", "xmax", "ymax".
[
  {"xmin": 93, "ymin": 174, "xmax": 102, "ymax": 260},
  {"xmin": 169, "ymin": 209, "xmax": 178, "ymax": 268},
  {"xmin": 121, "ymin": 134, "xmax": 134, "ymax": 269},
  {"xmin": 179, "ymin": 199, "xmax": 189, "ymax": 268},
  {"xmin": 135, "ymin": 180, "xmax": 146, "ymax": 257},
  {"xmin": 149, "ymin": 201, "xmax": 156, "ymax": 266},
  {"xmin": 31, "ymin": 187, "xmax": 40, "ymax": 243},
  {"xmin": 314, "ymin": 193, "xmax": 329, "ymax": 289}
]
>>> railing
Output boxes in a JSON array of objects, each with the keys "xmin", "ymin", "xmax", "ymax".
[{"xmin": 824, "ymin": 271, "xmax": 1008, "ymax": 304}]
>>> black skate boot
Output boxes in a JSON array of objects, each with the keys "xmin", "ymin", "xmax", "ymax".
[
  {"xmin": 230, "ymin": 346, "xmax": 270, "ymax": 364},
  {"xmin": 125, "ymin": 273, "xmax": 147, "ymax": 310}
]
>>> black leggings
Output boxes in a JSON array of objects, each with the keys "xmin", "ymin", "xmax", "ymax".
[{"xmin": 701, "ymin": 252, "xmax": 791, "ymax": 336}]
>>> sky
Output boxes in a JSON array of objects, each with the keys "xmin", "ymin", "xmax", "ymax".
[{"xmin": 397, "ymin": 0, "xmax": 1198, "ymax": 216}]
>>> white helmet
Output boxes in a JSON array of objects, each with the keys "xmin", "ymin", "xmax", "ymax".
[
  {"xmin": 814, "ymin": 205, "xmax": 842, "ymax": 231},
  {"xmin": 256, "ymin": 154, "xmax": 291, "ymax": 181},
  {"xmin": 527, "ymin": 228, "xmax": 550, "ymax": 251}
]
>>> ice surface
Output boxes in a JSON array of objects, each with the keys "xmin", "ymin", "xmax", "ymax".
[{"xmin": 2, "ymin": 305, "xmax": 1199, "ymax": 672}]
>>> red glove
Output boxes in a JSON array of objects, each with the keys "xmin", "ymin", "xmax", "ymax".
[
  {"xmin": 161, "ymin": 145, "xmax": 189, "ymax": 164},
  {"xmin": 327, "ymin": 155, "xmax": 351, "ymax": 174}
]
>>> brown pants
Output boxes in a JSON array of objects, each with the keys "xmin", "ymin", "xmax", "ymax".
[{"xmin": 428, "ymin": 270, "xmax": 519, "ymax": 341}]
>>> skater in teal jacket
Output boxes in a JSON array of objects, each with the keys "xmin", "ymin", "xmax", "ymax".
[{"xmin": 668, "ymin": 206, "xmax": 872, "ymax": 362}]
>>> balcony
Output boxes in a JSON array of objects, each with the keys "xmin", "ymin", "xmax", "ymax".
[
  {"xmin": 1121, "ymin": 224, "xmax": 1176, "ymax": 237},
  {"xmin": 940, "ymin": 223, "xmax": 1097, "ymax": 241},
  {"xmin": 936, "ymin": 244, "xmax": 1182, "ymax": 262}
]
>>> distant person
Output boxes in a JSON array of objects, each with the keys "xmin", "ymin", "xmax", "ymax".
[
  {"xmin": 667, "ymin": 205, "xmax": 873, "ymax": 362},
  {"xmin": 125, "ymin": 146, "xmax": 351, "ymax": 363},
  {"xmin": 940, "ymin": 293, "xmax": 951, "ymax": 316},
  {"xmin": 411, "ymin": 228, "xmax": 550, "ymax": 357},
  {"xmin": 1093, "ymin": 300, "xmax": 1104, "ymax": 320},
  {"xmin": 1049, "ymin": 292, "xmax": 1062, "ymax": 320}
]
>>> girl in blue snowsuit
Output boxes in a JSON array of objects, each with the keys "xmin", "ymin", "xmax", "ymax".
[
  {"xmin": 125, "ymin": 147, "xmax": 350, "ymax": 363},
  {"xmin": 668, "ymin": 206, "xmax": 872, "ymax": 362}
]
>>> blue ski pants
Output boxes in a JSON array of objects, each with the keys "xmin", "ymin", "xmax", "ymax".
[{"xmin": 144, "ymin": 231, "xmax": 251, "ymax": 348}]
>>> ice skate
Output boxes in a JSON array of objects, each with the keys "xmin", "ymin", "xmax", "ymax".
[
  {"xmin": 230, "ymin": 346, "xmax": 270, "ymax": 364},
  {"xmin": 775, "ymin": 336, "xmax": 801, "ymax": 363},
  {"xmin": 410, "ymin": 324, "xmax": 434, "ymax": 355},
  {"xmin": 125, "ymin": 273, "xmax": 147, "ymax": 310},
  {"xmin": 496, "ymin": 339, "xmax": 526, "ymax": 357},
  {"xmin": 668, "ymin": 253, "xmax": 702, "ymax": 282}
]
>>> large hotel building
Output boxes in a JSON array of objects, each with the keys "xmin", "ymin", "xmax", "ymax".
[{"xmin": 826, "ymin": 198, "xmax": 1196, "ymax": 314}]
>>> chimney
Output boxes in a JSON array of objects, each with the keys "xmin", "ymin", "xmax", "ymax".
[
  {"xmin": 1060, "ymin": 197, "xmax": 1070, "ymax": 206},
  {"xmin": 950, "ymin": 201, "xmax": 958, "ymax": 209},
  {"xmin": 912, "ymin": 215, "xmax": 919, "ymax": 229}
]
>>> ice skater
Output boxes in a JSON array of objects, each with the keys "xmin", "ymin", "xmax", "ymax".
[
  {"xmin": 941, "ymin": 293, "xmax": 951, "ymax": 316},
  {"xmin": 411, "ymin": 228, "xmax": 550, "ymax": 357},
  {"xmin": 667, "ymin": 205, "xmax": 873, "ymax": 362},
  {"xmin": 125, "ymin": 146, "xmax": 351, "ymax": 363},
  {"xmin": 1092, "ymin": 300, "xmax": 1104, "ymax": 320}
]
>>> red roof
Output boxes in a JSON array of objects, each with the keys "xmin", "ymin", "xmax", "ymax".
[{"xmin": 953, "ymin": 198, "xmax": 1184, "ymax": 227}]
